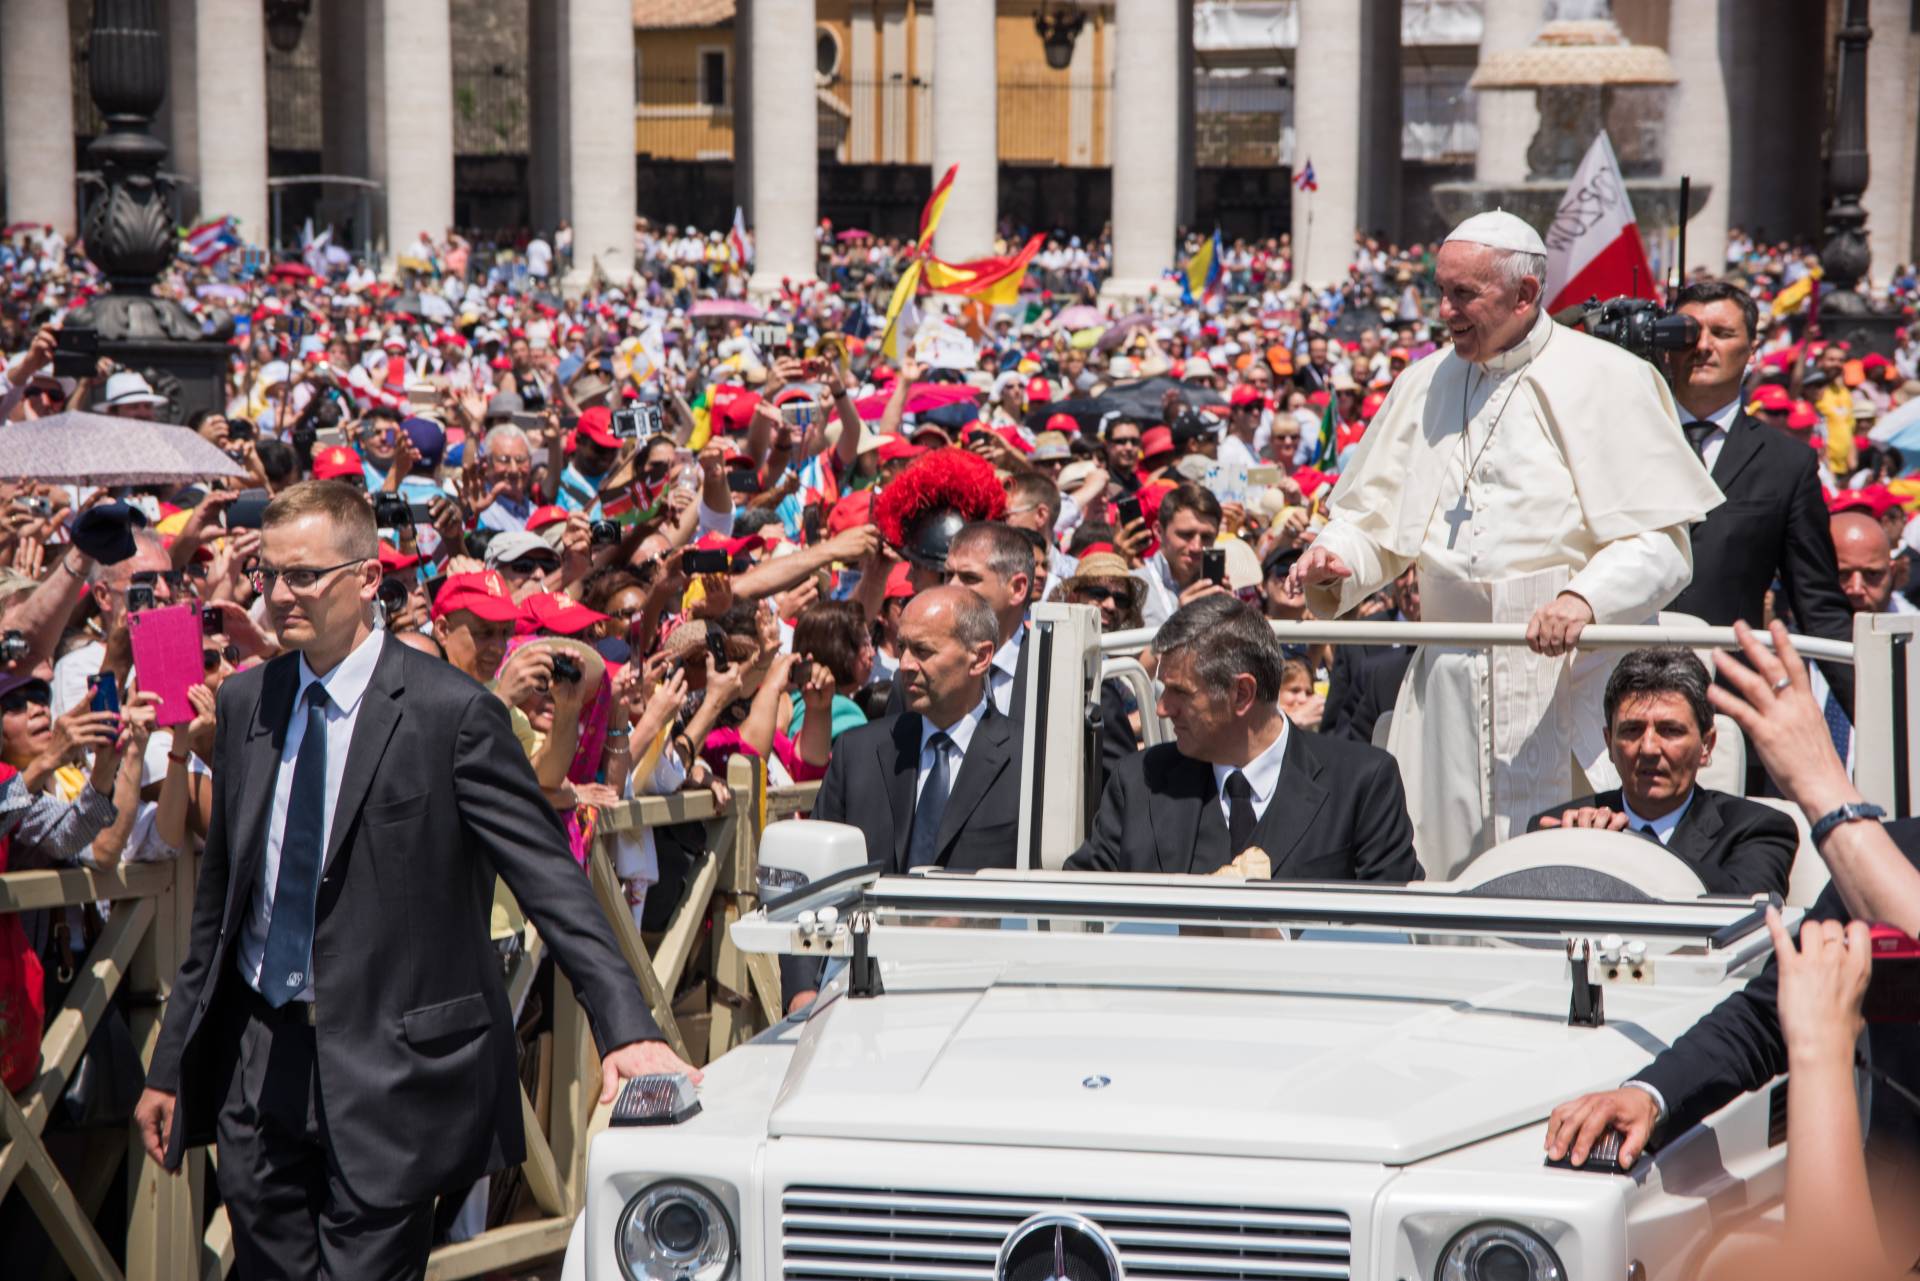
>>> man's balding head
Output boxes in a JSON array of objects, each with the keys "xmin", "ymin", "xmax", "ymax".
[
  {"xmin": 895, "ymin": 586, "xmax": 998, "ymax": 726},
  {"xmin": 1832, "ymin": 510, "xmax": 1897, "ymax": 614}
]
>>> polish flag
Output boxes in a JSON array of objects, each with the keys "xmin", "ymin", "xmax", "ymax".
[{"xmin": 1542, "ymin": 132, "xmax": 1656, "ymax": 315}]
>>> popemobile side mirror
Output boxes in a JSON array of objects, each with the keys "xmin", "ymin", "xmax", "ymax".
[{"xmin": 756, "ymin": 820, "xmax": 870, "ymax": 900}]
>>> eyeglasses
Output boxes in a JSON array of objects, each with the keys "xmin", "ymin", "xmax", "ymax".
[
  {"xmin": 0, "ymin": 684, "xmax": 51, "ymax": 713},
  {"xmin": 204, "ymin": 644, "xmax": 240, "ymax": 670},
  {"xmin": 249, "ymin": 558, "xmax": 366, "ymax": 594}
]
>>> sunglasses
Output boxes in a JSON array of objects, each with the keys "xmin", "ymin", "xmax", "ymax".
[
  {"xmin": 1070, "ymin": 585, "xmax": 1125, "ymax": 605},
  {"xmin": 0, "ymin": 683, "xmax": 51, "ymax": 713},
  {"xmin": 204, "ymin": 644, "xmax": 240, "ymax": 671},
  {"xmin": 500, "ymin": 557, "xmax": 559, "ymax": 576}
]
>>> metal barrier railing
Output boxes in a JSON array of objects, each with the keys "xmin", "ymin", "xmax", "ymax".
[
  {"xmin": 1, "ymin": 753, "xmax": 816, "ymax": 1281},
  {"xmin": 1098, "ymin": 619, "xmax": 1857, "ymax": 664}
]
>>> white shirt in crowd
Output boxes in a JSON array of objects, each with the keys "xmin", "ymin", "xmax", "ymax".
[{"xmin": 238, "ymin": 629, "xmax": 385, "ymax": 1003}]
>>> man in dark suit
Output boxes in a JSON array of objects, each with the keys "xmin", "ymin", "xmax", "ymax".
[
  {"xmin": 1524, "ymin": 646, "xmax": 1796, "ymax": 897},
  {"xmin": 1067, "ymin": 595, "xmax": 1420, "ymax": 881},
  {"xmin": 1544, "ymin": 622, "xmax": 1920, "ymax": 1184},
  {"xmin": 1323, "ymin": 568, "xmax": 1418, "ymax": 744},
  {"xmin": 788, "ymin": 586, "xmax": 1019, "ymax": 1009},
  {"xmin": 134, "ymin": 483, "xmax": 688, "ymax": 1279},
  {"xmin": 1665, "ymin": 279, "xmax": 1854, "ymax": 713}
]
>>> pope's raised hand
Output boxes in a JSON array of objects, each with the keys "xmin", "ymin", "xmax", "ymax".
[{"xmin": 1287, "ymin": 545, "xmax": 1350, "ymax": 596}]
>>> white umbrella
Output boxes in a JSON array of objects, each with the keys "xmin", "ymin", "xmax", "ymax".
[{"xmin": 0, "ymin": 412, "xmax": 250, "ymax": 486}]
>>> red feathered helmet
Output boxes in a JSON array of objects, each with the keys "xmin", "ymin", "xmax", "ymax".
[{"xmin": 874, "ymin": 447, "xmax": 1007, "ymax": 571}]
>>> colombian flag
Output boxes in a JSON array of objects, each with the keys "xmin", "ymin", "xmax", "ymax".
[
  {"xmin": 1182, "ymin": 229, "xmax": 1223, "ymax": 305},
  {"xmin": 924, "ymin": 233, "xmax": 1045, "ymax": 307}
]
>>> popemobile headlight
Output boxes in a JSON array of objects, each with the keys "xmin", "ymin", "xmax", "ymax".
[
  {"xmin": 1437, "ymin": 1221, "xmax": 1565, "ymax": 1281},
  {"xmin": 617, "ymin": 1180, "xmax": 735, "ymax": 1281}
]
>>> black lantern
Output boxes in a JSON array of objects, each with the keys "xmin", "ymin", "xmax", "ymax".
[
  {"xmin": 1034, "ymin": 3, "xmax": 1086, "ymax": 72},
  {"xmin": 264, "ymin": 0, "xmax": 313, "ymax": 54}
]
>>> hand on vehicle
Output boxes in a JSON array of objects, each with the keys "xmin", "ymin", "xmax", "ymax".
[
  {"xmin": 600, "ymin": 1039, "xmax": 703, "ymax": 1105},
  {"xmin": 1544, "ymin": 1086, "xmax": 1659, "ymax": 1169},
  {"xmin": 1526, "ymin": 592, "xmax": 1594, "ymax": 658},
  {"xmin": 1536, "ymin": 806, "xmax": 1629, "ymax": 832}
]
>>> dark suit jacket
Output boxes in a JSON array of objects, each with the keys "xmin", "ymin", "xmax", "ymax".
[
  {"xmin": 811, "ymin": 704, "xmax": 1021, "ymax": 874},
  {"xmin": 145, "ymin": 639, "xmax": 659, "ymax": 1207},
  {"xmin": 1668, "ymin": 411, "xmax": 1855, "ymax": 712},
  {"xmin": 1064, "ymin": 729, "xmax": 1421, "ymax": 882},
  {"xmin": 1633, "ymin": 819, "xmax": 1920, "ymax": 1162},
  {"xmin": 1523, "ymin": 787, "xmax": 1796, "ymax": 898},
  {"xmin": 1323, "ymin": 644, "xmax": 1414, "ymax": 745}
]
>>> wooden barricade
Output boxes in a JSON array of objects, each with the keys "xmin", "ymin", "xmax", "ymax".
[{"xmin": 0, "ymin": 759, "xmax": 821, "ymax": 1281}]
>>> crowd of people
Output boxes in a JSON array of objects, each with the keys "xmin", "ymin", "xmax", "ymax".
[{"xmin": 5, "ymin": 205, "xmax": 1920, "ymax": 1273}]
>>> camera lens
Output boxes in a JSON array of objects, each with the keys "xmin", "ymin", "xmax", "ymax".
[{"xmin": 649, "ymin": 1198, "xmax": 706, "ymax": 1256}]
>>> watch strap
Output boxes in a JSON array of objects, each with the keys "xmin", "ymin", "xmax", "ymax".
[{"xmin": 1810, "ymin": 801, "xmax": 1887, "ymax": 845}]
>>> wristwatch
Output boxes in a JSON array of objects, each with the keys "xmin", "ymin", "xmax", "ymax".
[{"xmin": 1809, "ymin": 801, "xmax": 1886, "ymax": 845}]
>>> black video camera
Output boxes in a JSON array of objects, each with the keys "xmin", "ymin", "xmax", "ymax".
[{"xmin": 1580, "ymin": 297, "xmax": 1700, "ymax": 364}]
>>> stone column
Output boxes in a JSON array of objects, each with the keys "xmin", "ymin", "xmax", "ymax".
[
  {"xmin": 1474, "ymin": 0, "xmax": 1542, "ymax": 185},
  {"xmin": 746, "ymin": 0, "xmax": 818, "ymax": 297},
  {"xmin": 320, "ymin": 0, "xmax": 375, "ymax": 253},
  {"xmin": 527, "ymin": 0, "xmax": 567, "ymax": 236},
  {"xmin": 1101, "ymin": 0, "xmax": 1181, "ymax": 303},
  {"xmin": 564, "ymin": 0, "xmax": 636, "ymax": 287},
  {"xmin": 931, "ymin": 0, "xmax": 997, "ymax": 260},
  {"xmin": 1, "ymin": 0, "xmax": 77, "ymax": 234},
  {"xmin": 1291, "ymin": 0, "xmax": 1365, "ymax": 287},
  {"xmin": 1176, "ymin": 0, "xmax": 1195, "ymax": 229},
  {"xmin": 194, "ymin": 0, "xmax": 270, "ymax": 245},
  {"xmin": 1864, "ymin": 0, "xmax": 1920, "ymax": 281},
  {"xmin": 1664, "ymin": 0, "xmax": 1731, "ymax": 275},
  {"xmin": 160, "ymin": 0, "xmax": 200, "ymax": 208},
  {"xmin": 369, "ymin": 0, "xmax": 454, "ymax": 266}
]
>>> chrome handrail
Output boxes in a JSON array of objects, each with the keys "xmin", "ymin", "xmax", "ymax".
[{"xmin": 1098, "ymin": 620, "xmax": 1855, "ymax": 664}]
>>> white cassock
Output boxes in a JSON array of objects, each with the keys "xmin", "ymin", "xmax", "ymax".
[{"xmin": 1308, "ymin": 309, "xmax": 1724, "ymax": 880}]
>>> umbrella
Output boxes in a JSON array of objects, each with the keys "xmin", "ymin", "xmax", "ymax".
[
  {"xmin": 1095, "ymin": 310, "xmax": 1154, "ymax": 352},
  {"xmin": 0, "ymin": 413, "xmax": 250, "ymax": 487},
  {"xmin": 689, "ymin": 298, "xmax": 765, "ymax": 322},
  {"xmin": 268, "ymin": 261, "xmax": 314, "ymax": 281},
  {"xmin": 385, "ymin": 292, "xmax": 426, "ymax": 317},
  {"xmin": 1870, "ymin": 397, "xmax": 1920, "ymax": 458},
  {"xmin": 834, "ymin": 228, "xmax": 873, "ymax": 242},
  {"xmin": 853, "ymin": 383, "xmax": 981, "ymax": 421},
  {"xmin": 195, "ymin": 283, "xmax": 248, "ymax": 303},
  {"xmin": 1053, "ymin": 304, "xmax": 1105, "ymax": 331}
]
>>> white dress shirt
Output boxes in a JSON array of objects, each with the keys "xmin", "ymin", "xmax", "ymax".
[
  {"xmin": 1211, "ymin": 716, "xmax": 1291, "ymax": 828},
  {"xmin": 238, "ymin": 630, "xmax": 386, "ymax": 1001},
  {"xmin": 1620, "ymin": 788, "xmax": 1694, "ymax": 845},
  {"xmin": 1682, "ymin": 396, "xmax": 1740, "ymax": 472},
  {"xmin": 916, "ymin": 697, "xmax": 989, "ymax": 803},
  {"xmin": 987, "ymin": 630, "xmax": 1025, "ymax": 716}
]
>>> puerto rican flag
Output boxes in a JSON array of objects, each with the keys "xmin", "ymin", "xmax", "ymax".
[
  {"xmin": 1543, "ymin": 132, "xmax": 1656, "ymax": 314},
  {"xmin": 182, "ymin": 216, "xmax": 241, "ymax": 265},
  {"xmin": 1293, "ymin": 161, "xmax": 1317, "ymax": 193}
]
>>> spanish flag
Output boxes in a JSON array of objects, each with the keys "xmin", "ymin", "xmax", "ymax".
[
  {"xmin": 1182, "ymin": 228, "xmax": 1223, "ymax": 305},
  {"xmin": 923, "ymin": 233, "xmax": 1045, "ymax": 307},
  {"xmin": 918, "ymin": 165, "xmax": 958, "ymax": 251},
  {"xmin": 1771, "ymin": 264, "xmax": 1823, "ymax": 318}
]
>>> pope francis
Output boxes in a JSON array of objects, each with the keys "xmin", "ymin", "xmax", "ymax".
[{"xmin": 1289, "ymin": 211, "xmax": 1723, "ymax": 880}]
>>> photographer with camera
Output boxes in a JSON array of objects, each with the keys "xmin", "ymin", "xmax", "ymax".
[{"xmin": 1664, "ymin": 280, "xmax": 1856, "ymax": 714}]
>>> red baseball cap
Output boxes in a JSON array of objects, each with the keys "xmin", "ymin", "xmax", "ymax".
[
  {"xmin": 1360, "ymin": 391, "xmax": 1387, "ymax": 419},
  {"xmin": 713, "ymin": 385, "xmax": 763, "ymax": 433},
  {"xmin": 573, "ymin": 406, "xmax": 619, "ymax": 449},
  {"xmin": 826, "ymin": 489, "xmax": 875, "ymax": 539},
  {"xmin": 1787, "ymin": 400, "xmax": 1821, "ymax": 432},
  {"xmin": 693, "ymin": 531, "xmax": 767, "ymax": 559},
  {"xmin": 1828, "ymin": 484, "xmax": 1902, "ymax": 518},
  {"xmin": 378, "ymin": 544, "xmax": 422, "ymax": 574},
  {"xmin": 1229, "ymin": 384, "xmax": 1270, "ymax": 410},
  {"xmin": 1748, "ymin": 384, "xmax": 1792, "ymax": 414},
  {"xmin": 1045, "ymin": 412, "xmax": 1079, "ymax": 435},
  {"xmin": 432, "ymin": 570, "xmax": 523, "ymax": 622},
  {"xmin": 994, "ymin": 426, "xmax": 1034, "ymax": 456},
  {"xmin": 526, "ymin": 504, "xmax": 569, "ymax": 533},
  {"xmin": 1140, "ymin": 425, "xmax": 1175, "ymax": 459},
  {"xmin": 1026, "ymin": 376, "xmax": 1053, "ymax": 405},
  {"xmin": 518, "ymin": 591, "xmax": 608, "ymax": 636},
  {"xmin": 877, "ymin": 436, "xmax": 926, "ymax": 464},
  {"xmin": 312, "ymin": 445, "xmax": 364, "ymax": 481},
  {"xmin": 884, "ymin": 561, "xmax": 915, "ymax": 600}
]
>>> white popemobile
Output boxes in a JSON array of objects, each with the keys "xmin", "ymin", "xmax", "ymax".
[{"xmin": 564, "ymin": 606, "xmax": 1920, "ymax": 1281}]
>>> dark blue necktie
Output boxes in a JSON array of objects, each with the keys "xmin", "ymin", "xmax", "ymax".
[
  {"xmin": 1824, "ymin": 688, "xmax": 1852, "ymax": 764},
  {"xmin": 906, "ymin": 731, "xmax": 954, "ymax": 868},
  {"xmin": 260, "ymin": 682, "xmax": 330, "ymax": 1007}
]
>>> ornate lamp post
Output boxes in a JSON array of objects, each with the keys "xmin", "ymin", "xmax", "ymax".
[
  {"xmin": 66, "ymin": 0, "xmax": 231, "ymax": 422},
  {"xmin": 1035, "ymin": 4, "xmax": 1087, "ymax": 72},
  {"xmin": 1814, "ymin": 0, "xmax": 1902, "ymax": 357}
]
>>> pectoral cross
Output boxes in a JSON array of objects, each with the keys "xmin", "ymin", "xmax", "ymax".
[{"xmin": 1443, "ymin": 489, "xmax": 1472, "ymax": 549}]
